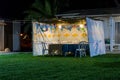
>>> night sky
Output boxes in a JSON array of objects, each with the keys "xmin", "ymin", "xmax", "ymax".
[
  {"xmin": 0, "ymin": 0, "xmax": 118, "ymax": 20},
  {"xmin": 0, "ymin": 0, "xmax": 34, "ymax": 19}
]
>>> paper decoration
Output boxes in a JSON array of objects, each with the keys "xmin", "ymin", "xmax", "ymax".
[{"xmin": 33, "ymin": 22, "xmax": 88, "ymax": 44}]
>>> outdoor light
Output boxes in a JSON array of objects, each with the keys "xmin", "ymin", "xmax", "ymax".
[{"xmin": 20, "ymin": 33, "xmax": 23, "ymax": 36}]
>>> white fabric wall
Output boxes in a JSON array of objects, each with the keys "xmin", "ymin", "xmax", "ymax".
[
  {"xmin": 86, "ymin": 18, "xmax": 106, "ymax": 57},
  {"xmin": 32, "ymin": 22, "xmax": 44, "ymax": 56}
]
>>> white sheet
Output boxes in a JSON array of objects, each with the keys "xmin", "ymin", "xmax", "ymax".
[{"xmin": 86, "ymin": 18, "xmax": 106, "ymax": 57}]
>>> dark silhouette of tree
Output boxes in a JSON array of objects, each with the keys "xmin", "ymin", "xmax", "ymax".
[
  {"xmin": 114, "ymin": 0, "xmax": 120, "ymax": 7},
  {"xmin": 23, "ymin": 0, "xmax": 70, "ymax": 33},
  {"xmin": 24, "ymin": 0, "xmax": 70, "ymax": 20}
]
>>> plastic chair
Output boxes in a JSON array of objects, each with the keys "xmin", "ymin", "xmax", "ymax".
[{"xmin": 75, "ymin": 41, "xmax": 88, "ymax": 57}]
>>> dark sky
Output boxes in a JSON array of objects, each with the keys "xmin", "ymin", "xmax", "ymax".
[
  {"xmin": 0, "ymin": 0, "xmax": 118, "ymax": 20},
  {"xmin": 61, "ymin": 0, "xmax": 117, "ymax": 11},
  {"xmin": 0, "ymin": 0, "xmax": 34, "ymax": 19}
]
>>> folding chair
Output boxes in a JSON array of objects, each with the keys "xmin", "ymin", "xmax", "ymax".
[{"xmin": 75, "ymin": 41, "xmax": 88, "ymax": 57}]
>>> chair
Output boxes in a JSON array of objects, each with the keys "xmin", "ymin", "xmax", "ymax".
[
  {"xmin": 42, "ymin": 42, "xmax": 49, "ymax": 55},
  {"xmin": 75, "ymin": 41, "xmax": 88, "ymax": 57}
]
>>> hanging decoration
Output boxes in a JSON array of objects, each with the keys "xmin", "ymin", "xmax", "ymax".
[{"xmin": 33, "ymin": 19, "xmax": 88, "ymax": 44}]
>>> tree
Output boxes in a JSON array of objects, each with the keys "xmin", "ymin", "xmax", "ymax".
[
  {"xmin": 24, "ymin": 0, "xmax": 58, "ymax": 21},
  {"xmin": 24, "ymin": 0, "xmax": 70, "ymax": 20},
  {"xmin": 23, "ymin": 0, "xmax": 70, "ymax": 33},
  {"xmin": 114, "ymin": 0, "xmax": 120, "ymax": 7}
]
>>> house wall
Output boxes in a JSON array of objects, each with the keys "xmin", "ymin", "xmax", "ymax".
[
  {"xmin": 103, "ymin": 17, "xmax": 110, "ymax": 40},
  {"xmin": 4, "ymin": 21, "xmax": 13, "ymax": 51},
  {"xmin": 93, "ymin": 17, "xmax": 110, "ymax": 40},
  {"xmin": 0, "ymin": 20, "xmax": 21, "ymax": 52},
  {"xmin": 103, "ymin": 16, "xmax": 120, "ymax": 51},
  {"xmin": 114, "ymin": 16, "xmax": 120, "ymax": 22},
  {"xmin": 0, "ymin": 20, "xmax": 4, "ymax": 51},
  {"xmin": 13, "ymin": 21, "xmax": 21, "ymax": 51}
]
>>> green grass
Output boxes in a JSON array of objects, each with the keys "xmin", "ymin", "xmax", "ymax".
[{"xmin": 0, "ymin": 53, "xmax": 120, "ymax": 80}]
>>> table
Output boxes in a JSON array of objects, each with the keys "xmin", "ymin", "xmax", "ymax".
[{"xmin": 49, "ymin": 44, "xmax": 89, "ymax": 56}]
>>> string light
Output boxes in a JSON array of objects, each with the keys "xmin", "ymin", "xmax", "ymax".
[
  {"xmin": 58, "ymin": 25, "xmax": 62, "ymax": 29},
  {"xmin": 79, "ymin": 24, "xmax": 84, "ymax": 28},
  {"xmin": 20, "ymin": 33, "xmax": 23, "ymax": 36}
]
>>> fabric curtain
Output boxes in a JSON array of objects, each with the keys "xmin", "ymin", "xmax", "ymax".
[{"xmin": 86, "ymin": 18, "xmax": 106, "ymax": 57}]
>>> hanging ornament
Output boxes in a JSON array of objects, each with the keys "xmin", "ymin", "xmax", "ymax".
[
  {"xmin": 67, "ymin": 25, "xmax": 72, "ymax": 31},
  {"xmin": 40, "ymin": 24, "xmax": 48, "ymax": 32}
]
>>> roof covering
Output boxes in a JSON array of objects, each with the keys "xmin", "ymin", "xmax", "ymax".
[{"xmin": 56, "ymin": 8, "xmax": 120, "ymax": 19}]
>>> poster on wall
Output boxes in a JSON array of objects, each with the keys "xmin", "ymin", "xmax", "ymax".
[{"xmin": 86, "ymin": 18, "xmax": 106, "ymax": 57}]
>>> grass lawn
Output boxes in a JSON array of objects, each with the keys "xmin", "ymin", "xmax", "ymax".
[{"xmin": 0, "ymin": 53, "xmax": 120, "ymax": 80}]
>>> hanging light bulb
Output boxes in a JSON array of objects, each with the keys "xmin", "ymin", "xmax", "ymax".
[
  {"xmin": 79, "ymin": 24, "xmax": 84, "ymax": 28},
  {"xmin": 20, "ymin": 33, "xmax": 23, "ymax": 36},
  {"xmin": 58, "ymin": 25, "xmax": 62, "ymax": 29}
]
